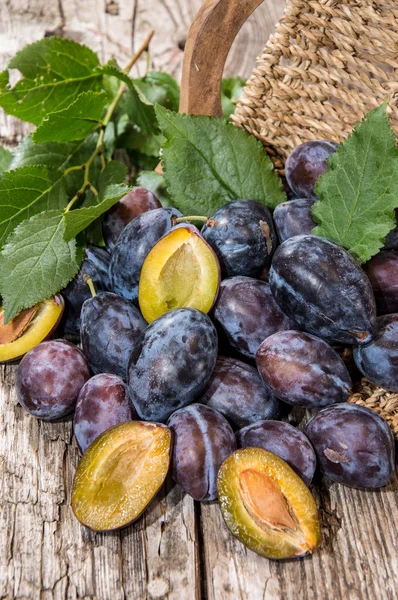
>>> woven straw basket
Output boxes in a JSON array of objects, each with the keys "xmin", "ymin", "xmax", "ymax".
[{"xmin": 180, "ymin": 0, "xmax": 398, "ymax": 438}]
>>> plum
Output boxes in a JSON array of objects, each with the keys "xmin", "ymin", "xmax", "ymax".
[
  {"xmin": 213, "ymin": 277, "xmax": 293, "ymax": 359},
  {"xmin": 138, "ymin": 223, "xmax": 220, "ymax": 323},
  {"xmin": 217, "ymin": 448, "xmax": 322, "ymax": 559},
  {"xmin": 72, "ymin": 421, "xmax": 172, "ymax": 530},
  {"xmin": 168, "ymin": 404, "xmax": 236, "ymax": 501},
  {"xmin": 109, "ymin": 207, "xmax": 182, "ymax": 303},
  {"xmin": 273, "ymin": 198, "xmax": 316, "ymax": 243},
  {"xmin": 237, "ymin": 420, "xmax": 316, "ymax": 486},
  {"xmin": 365, "ymin": 251, "xmax": 398, "ymax": 316},
  {"xmin": 128, "ymin": 308, "xmax": 218, "ymax": 422},
  {"xmin": 353, "ymin": 314, "xmax": 398, "ymax": 391},
  {"xmin": 256, "ymin": 330, "xmax": 352, "ymax": 408},
  {"xmin": 80, "ymin": 292, "xmax": 146, "ymax": 380},
  {"xmin": 285, "ymin": 140, "xmax": 338, "ymax": 199},
  {"xmin": 305, "ymin": 403, "xmax": 395, "ymax": 488},
  {"xmin": 199, "ymin": 356, "xmax": 280, "ymax": 428},
  {"xmin": 15, "ymin": 339, "xmax": 90, "ymax": 420},
  {"xmin": 201, "ymin": 200, "xmax": 277, "ymax": 277},
  {"xmin": 103, "ymin": 187, "xmax": 161, "ymax": 249},
  {"xmin": 74, "ymin": 374, "xmax": 137, "ymax": 452},
  {"xmin": 269, "ymin": 235, "xmax": 377, "ymax": 345}
]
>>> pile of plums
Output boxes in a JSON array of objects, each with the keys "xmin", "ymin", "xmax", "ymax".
[{"xmin": 3, "ymin": 140, "xmax": 398, "ymax": 560}]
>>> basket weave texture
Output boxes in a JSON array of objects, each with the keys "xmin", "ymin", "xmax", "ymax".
[
  {"xmin": 233, "ymin": 0, "xmax": 398, "ymax": 432},
  {"xmin": 233, "ymin": 0, "xmax": 398, "ymax": 173}
]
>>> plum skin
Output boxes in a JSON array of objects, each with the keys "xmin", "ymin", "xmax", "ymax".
[
  {"xmin": 256, "ymin": 330, "xmax": 352, "ymax": 408},
  {"xmin": 103, "ymin": 187, "xmax": 161, "ymax": 249},
  {"xmin": 74, "ymin": 374, "xmax": 137, "ymax": 453},
  {"xmin": 168, "ymin": 404, "xmax": 236, "ymax": 501},
  {"xmin": 285, "ymin": 140, "xmax": 338, "ymax": 199},
  {"xmin": 201, "ymin": 200, "xmax": 277, "ymax": 278},
  {"xmin": 273, "ymin": 198, "xmax": 316, "ymax": 243},
  {"xmin": 365, "ymin": 251, "xmax": 398, "ymax": 316},
  {"xmin": 128, "ymin": 308, "xmax": 218, "ymax": 422},
  {"xmin": 213, "ymin": 276, "xmax": 293, "ymax": 359},
  {"xmin": 15, "ymin": 340, "xmax": 90, "ymax": 420},
  {"xmin": 305, "ymin": 403, "xmax": 395, "ymax": 489},
  {"xmin": 109, "ymin": 207, "xmax": 182, "ymax": 303},
  {"xmin": 269, "ymin": 235, "xmax": 377, "ymax": 345},
  {"xmin": 353, "ymin": 314, "xmax": 398, "ymax": 391},
  {"xmin": 199, "ymin": 356, "xmax": 280, "ymax": 428},
  {"xmin": 237, "ymin": 420, "xmax": 317, "ymax": 487}
]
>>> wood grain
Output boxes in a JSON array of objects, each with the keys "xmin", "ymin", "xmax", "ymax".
[{"xmin": 2, "ymin": 1, "xmax": 398, "ymax": 600}]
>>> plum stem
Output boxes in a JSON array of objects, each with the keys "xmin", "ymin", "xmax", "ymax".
[
  {"xmin": 83, "ymin": 275, "xmax": 97, "ymax": 298},
  {"xmin": 64, "ymin": 29, "xmax": 155, "ymax": 214}
]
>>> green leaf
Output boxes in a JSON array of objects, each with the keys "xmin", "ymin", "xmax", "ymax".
[
  {"xmin": 32, "ymin": 91, "xmax": 107, "ymax": 143},
  {"xmin": 0, "ymin": 146, "xmax": 12, "ymax": 174},
  {"xmin": 136, "ymin": 170, "xmax": 173, "ymax": 207},
  {"xmin": 0, "ymin": 210, "xmax": 82, "ymax": 323},
  {"xmin": 63, "ymin": 161, "xmax": 128, "ymax": 240},
  {"xmin": 135, "ymin": 72, "xmax": 180, "ymax": 112},
  {"xmin": 0, "ymin": 166, "xmax": 68, "ymax": 249},
  {"xmin": 312, "ymin": 104, "xmax": 398, "ymax": 263},
  {"xmin": 0, "ymin": 38, "xmax": 102, "ymax": 125},
  {"xmin": 96, "ymin": 60, "xmax": 133, "ymax": 88},
  {"xmin": 155, "ymin": 106, "xmax": 285, "ymax": 215},
  {"xmin": 221, "ymin": 77, "xmax": 246, "ymax": 118}
]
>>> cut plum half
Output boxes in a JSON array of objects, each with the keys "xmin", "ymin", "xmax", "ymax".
[
  {"xmin": 72, "ymin": 421, "xmax": 172, "ymax": 531},
  {"xmin": 217, "ymin": 448, "xmax": 321, "ymax": 559},
  {"xmin": 138, "ymin": 224, "xmax": 220, "ymax": 323},
  {"xmin": 0, "ymin": 295, "xmax": 64, "ymax": 363}
]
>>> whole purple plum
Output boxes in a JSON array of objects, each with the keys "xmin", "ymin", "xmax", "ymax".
[
  {"xmin": 285, "ymin": 140, "xmax": 338, "ymax": 199},
  {"xmin": 199, "ymin": 356, "xmax": 279, "ymax": 428},
  {"xmin": 74, "ymin": 374, "xmax": 137, "ymax": 452},
  {"xmin": 269, "ymin": 235, "xmax": 377, "ymax": 345},
  {"xmin": 273, "ymin": 198, "xmax": 316, "ymax": 243},
  {"xmin": 256, "ymin": 330, "xmax": 352, "ymax": 408},
  {"xmin": 213, "ymin": 277, "xmax": 293, "ymax": 359},
  {"xmin": 128, "ymin": 309, "xmax": 218, "ymax": 422},
  {"xmin": 365, "ymin": 251, "xmax": 398, "ymax": 316},
  {"xmin": 237, "ymin": 420, "xmax": 316, "ymax": 486},
  {"xmin": 103, "ymin": 187, "xmax": 161, "ymax": 250},
  {"xmin": 353, "ymin": 314, "xmax": 398, "ymax": 391},
  {"xmin": 168, "ymin": 404, "xmax": 236, "ymax": 501},
  {"xmin": 16, "ymin": 340, "xmax": 90, "ymax": 420},
  {"xmin": 305, "ymin": 403, "xmax": 395, "ymax": 488}
]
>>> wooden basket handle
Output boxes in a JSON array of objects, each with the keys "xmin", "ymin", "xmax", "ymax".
[{"xmin": 179, "ymin": 0, "xmax": 266, "ymax": 117}]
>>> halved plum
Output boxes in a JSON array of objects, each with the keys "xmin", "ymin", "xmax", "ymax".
[
  {"xmin": 138, "ymin": 224, "xmax": 220, "ymax": 323},
  {"xmin": 217, "ymin": 448, "xmax": 322, "ymax": 559},
  {"xmin": 0, "ymin": 295, "xmax": 64, "ymax": 363},
  {"xmin": 72, "ymin": 421, "xmax": 172, "ymax": 531}
]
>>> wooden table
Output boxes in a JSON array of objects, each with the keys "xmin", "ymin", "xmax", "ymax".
[{"xmin": 1, "ymin": 1, "xmax": 398, "ymax": 599}]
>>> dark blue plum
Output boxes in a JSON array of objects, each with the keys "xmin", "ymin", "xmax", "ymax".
[
  {"xmin": 109, "ymin": 207, "xmax": 182, "ymax": 303},
  {"xmin": 213, "ymin": 277, "xmax": 293, "ymax": 359},
  {"xmin": 103, "ymin": 187, "xmax": 161, "ymax": 250},
  {"xmin": 256, "ymin": 330, "xmax": 352, "ymax": 408},
  {"xmin": 62, "ymin": 245, "xmax": 111, "ymax": 335},
  {"xmin": 201, "ymin": 200, "xmax": 277, "ymax": 277},
  {"xmin": 15, "ymin": 340, "xmax": 90, "ymax": 420},
  {"xmin": 285, "ymin": 140, "xmax": 338, "ymax": 199},
  {"xmin": 199, "ymin": 356, "xmax": 280, "ymax": 428},
  {"xmin": 305, "ymin": 403, "xmax": 395, "ymax": 488},
  {"xmin": 81, "ymin": 292, "xmax": 146, "ymax": 380},
  {"xmin": 168, "ymin": 404, "xmax": 236, "ymax": 501},
  {"xmin": 128, "ymin": 308, "xmax": 218, "ymax": 422},
  {"xmin": 273, "ymin": 199, "xmax": 316, "ymax": 243},
  {"xmin": 74, "ymin": 374, "xmax": 137, "ymax": 452},
  {"xmin": 269, "ymin": 235, "xmax": 377, "ymax": 345},
  {"xmin": 354, "ymin": 314, "xmax": 398, "ymax": 391},
  {"xmin": 365, "ymin": 251, "xmax": 398, "ymax": 316},
  {"xmin": 237, "ymin": 420, "xmax": 317, "ymax": 487}
]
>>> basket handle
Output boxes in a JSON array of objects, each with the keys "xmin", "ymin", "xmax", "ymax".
[{"xmin": 179, "ymin": 0, "xmax": 265, "ymax": 117}]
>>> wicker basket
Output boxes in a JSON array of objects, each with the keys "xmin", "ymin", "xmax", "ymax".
[{"xmin": 180, "ymin": 0, "xmax": 398, "ymax": 437}]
